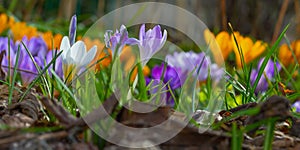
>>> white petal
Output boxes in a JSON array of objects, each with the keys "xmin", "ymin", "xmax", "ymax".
[
  {"xmin": 70, "ymin": 41, "xmax": 86, "ymax": 64},
  {"xmin": 60, "ymin": 36, "xmax": 70, "ymax": 51},
  {"xmin": 65, "ymin": 48, "xmax": 74, "ymax": 64},
  {"xmin": 60, "ymin": 36, "xmax": 71, "ymax": 60},
  {"xmin": 81, "ymin": 45, "xmax": 97, "ymax": 67}
]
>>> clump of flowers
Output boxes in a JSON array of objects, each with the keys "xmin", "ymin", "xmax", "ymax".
[
  {"xmin": 0, "ymin": 35, "xmax": 63, "ymax": 85},
  {"xmin": 204, "ymin": 29, "xmax": 267, "ymax": 68},
  {"xmin": 146, "ymin": 51, "xmax": 223, "ymax": 106}
]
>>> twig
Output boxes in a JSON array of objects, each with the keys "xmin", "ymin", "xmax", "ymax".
[
  {"xmin": 0, "ymin": 133, "xmax": 36, "ymax": 145},
  {"xmin": 40, "ymin": 94, "xmax": 118, "ymax": 129},
  {"xmin": 272, "ymin": 0, "xmax": 290, "ymax": 44},
  {"xmin": 67, "ymin": 94, "xmax": 118, "ymax": 129},
  {"xmin": 40, "ymin": 97, "xmax": 77, "ymax": 127}
]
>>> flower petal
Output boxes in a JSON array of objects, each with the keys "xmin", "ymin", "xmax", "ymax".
[
  {"xmin": 81, "ymin": 45, "xmax": 97, "ymax": 67},
  {"xmin": 60, "ymin": 36, "xmax": 71, "ymax": 60},
  {"xmin": 70, "ymin": 41, "xmax": 86, "ymax": 64}
]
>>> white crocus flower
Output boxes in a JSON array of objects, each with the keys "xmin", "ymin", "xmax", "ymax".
[{"xmin": 60, "ymin": 36, "xmax": 97, "ymax": 83}]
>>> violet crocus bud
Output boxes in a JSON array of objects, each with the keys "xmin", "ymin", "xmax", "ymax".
[{"xmin": 69, "ymin": 14, "xmax": 77, "ymax": 46}]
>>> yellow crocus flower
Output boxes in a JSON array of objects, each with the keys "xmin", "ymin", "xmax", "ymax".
[
  {"xmin": 279, "ymin": 40, "xmax": 300, "ymax": 66},
  {"xmin": 215, "ymin": 31, "xmax": 233, "ymax": 60},
  {"xmin": 203, "ymin": 29, "xmax": 224, "ymax": 65},
  {"xmin": 232, "ymin": 32, "xmax": 267, "ymax": 68},
  {"xmin": 0, "ymin": 13, "xmax": 14, "ymax": 34},
  {"xmin": 11, "ymin": 22, "xmax": 37, "ymax": 40},
  {"xmin": 42, "ymin": 31, "xmax": 63, "ymax": 50}
]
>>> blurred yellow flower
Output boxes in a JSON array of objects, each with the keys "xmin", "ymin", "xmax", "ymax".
[
  {"xmin": 216, "ymin": 31, "xmax": 233, "ymax": 60},
  {"xmin": 279, "ymin": 40, "xmax": 300, "ymax": 66},
  {"xmin": 42, "ymin": 31, "xmax": 63, "ymax": 50},
  {"xmin": 11, "ymin": 22, "xmax": 37, "ymax": 40},
  {"xmin": 231, "ymin": 32, "xmax": 267, "ymax": 68},
  {"xmin": 0, "ymin": 13, "xmax": 15, "ymax": 34},
  {"xmin": 203, "ymin": 29, "xmax": 224, "ymax": 65}
]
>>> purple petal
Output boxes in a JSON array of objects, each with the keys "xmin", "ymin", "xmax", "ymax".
[{"xmin": 69, "ymin": 15, "xmax": 77, "ymax": 46}]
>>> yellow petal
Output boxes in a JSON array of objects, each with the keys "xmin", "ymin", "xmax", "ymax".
[
  {"xmin": 216, "ymin": 31, "xmax": 233, "ymax": 60},
  {"xmin": 246, "ymin": 40, "xmax": 266, "ymax": 63},
  {"xmin": 279, "ymin": 44, "xmax": 292, "ymax": 66},
  {"xmin": 203, "ymin": 29, "xmax": 223, "ymax": 65}
]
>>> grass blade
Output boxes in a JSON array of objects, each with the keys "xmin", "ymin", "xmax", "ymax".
[{"xmin": 8, "ymin": 45, "xmax": 21, "ymax": 105}]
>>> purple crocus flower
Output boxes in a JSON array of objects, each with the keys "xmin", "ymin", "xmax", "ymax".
[
  {"xmin": 16, "ymin": 36, "xmax": 48, "ymax": 58},
  {"xmin": 250, "ymin": 58, "xmax": 281, "ymax": 94},
  {"xmin": 151, "ymin": 63, "xmax": 181, "ymax": 89},
  {"xmin": 138, "ymin": 24, "xmax": 167, "ymax": 64},
  {"xmin": 166, "ymin": 51, "xmax": 223, "ymax": 83},
  {"xmin": 104, "ymin": 25, "xmax": 139, "ymax": 55},
  {"xmin": 293, "ymin": 101, "xmax": 300, "ymax": 113},
  {"xmin": 46, "ymin": 50, "xmax": 63, "ymax": 78},
  {"xmin": 19, "ymin": 54, "xmax": 42, "ymax": 85},
  {"xmin": 147, "ymin": 63, "xmax": 181, "ymax": 106},
  {"xmin": 69, "ymin": 14, "xmax": 77, "ymax": 46}
]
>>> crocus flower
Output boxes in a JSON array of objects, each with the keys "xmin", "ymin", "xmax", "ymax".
[
  {"xmin": 0, "ymin": 13, "xmax": 14, "ymax": 34},
  {"xmin": 204, "ymin": 29, "xmax": 232, "ymax": 63},
  {"xmin": 231, "ymin": 32, "xmax": 267, "ymax": 68},
  {"xmin": 292, "ymin": 101, "xmax": 300, "ymax": 113},
  {"xmin": 17, "ymin": 36, "xmax": 48, "ymax": 59},
  {"xmin": 146, "ymin": 63, "xmax": 181, "ymax": 106},
  {"xmin": 138, "ymin": 24, "xmax": 167, "ymax": 64},
  {"xmin": 11, "ymin": 22, "xmax": 38, "ymax": 40},
  {"xmin": 166, "ymin": 51, "xmax": 223, "ymax": 83},
  {"xmin": 250, "ymin": 58, "xmax": 281, "ymax": 94},
  {"xmin": 19, "ymin": 53, "xmax": 42, "ymax": 85},
  {"xmin": 279, "ymin": 40, "xmax": 300, "ymax": 66},
  {"xmin": 216, "ymin": 31, "xmax": 233, "ymax": 60},
  {"xmin": 16, "ymin": 37, "xmax": 46, "ymax": 85},
  {"xmin": 42, "ymin": 31, "xmax": 63, "ymax": 50},
  {"xmin": 104, "ymin": 25, "xmax": 139, "ymax": 55},
  {"xmin": 60, "ymin": 36, "xmax": 97, "ymax": 83},
  {"xmin": 151, "ymin": 64, "xmax": 182, "ymax": 89}
]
